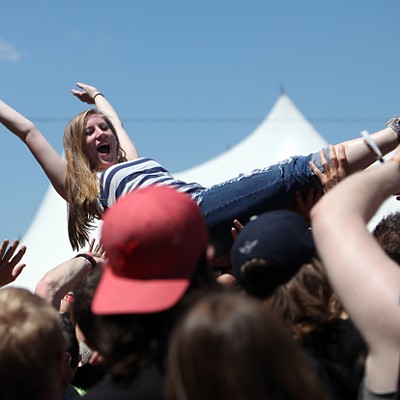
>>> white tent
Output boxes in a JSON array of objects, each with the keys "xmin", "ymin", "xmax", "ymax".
[
  {"xmin": 174, "ymin": 93, "xmax": 328, "ymax": 186},
  {"xmin": 14, "ymin": 93, "xmax": 400, "ymax": 291}
]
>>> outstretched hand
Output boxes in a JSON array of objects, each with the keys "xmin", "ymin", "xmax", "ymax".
[
  {"xmin": 71, "ymin": 82, "xmax": 101, "ymax": 105},
  {"xmin": 0, "ymin": 239, "xmax": 27, "ymax": 287},
  {"xmin": 310, "ymin": 144, "xmax": 348, "ymax": 192}
]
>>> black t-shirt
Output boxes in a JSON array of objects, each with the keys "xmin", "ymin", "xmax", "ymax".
[
  {"xmin": 83, "ymin": 363, "xmax": 163, "ymax": 400},
  {"xmin": 303, "ymin": 318, "xmax": 368, "ymax": 400}
]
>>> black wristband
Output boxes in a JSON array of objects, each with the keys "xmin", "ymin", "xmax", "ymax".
[
  {"xmin": 74, "ymin": 253, "xmax": 97, "ymax": 271},
  {"xmin": 93, "ymin": 92, "xmax": 104, "ymax": 101}
]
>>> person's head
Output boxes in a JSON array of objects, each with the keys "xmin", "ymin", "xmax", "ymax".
[
  {"xmin": 230, "ymin": 210, "xmax": 316, "ymax": 299},
  {"xmin": 373, "ymin": 211, "xmax": 400, "ymax": 266},
  {"xmin": 64, "ymin": 109, "xmax": 126, "ymax": 173},
  {"xmin": 165, "ymin": 290, "xmax": 328, "ymax": 400},
  {"xmin": 0, "ymin": 287, "xmax": 67, "ymax": 400},
  {"xmin": 64, "ymin": 109, "xmax": 127, "ymax": 250},
  {"xmin": 265, "ymin": 259, "xmax": 344, "ymax": 342},
  {"xmin": 92, "ymin": 185, "xmax": 212, "ymax": 315},
  {"xmin": 90, "ymin": 186, "xmax": 216, "ymax": 381}
]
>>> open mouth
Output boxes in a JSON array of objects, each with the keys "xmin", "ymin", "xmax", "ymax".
[{"xmin": 97, "ymin": 143, "xmax": 111, "ymax": 154}]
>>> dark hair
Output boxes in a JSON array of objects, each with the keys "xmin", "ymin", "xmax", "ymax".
[
  {"xmin": 165, "ymin": 290, "xmax": 328, "ymax": 400},
  {"xmin": 265, "ymin": 259, "xmax": 343, "ymax": 342},
  {"xmin": 238, "ymin": 258, "xmax": 278, "ymax": 299},
  {"xmin": 95, "ymin": 254, "xmax": 219, "ymax": 387},
  {"xmin": 61, "ymin": 313, "xmax": 80, "ymax": 369},
  {"xmin": 373, "ymin": 211, "xmax": 400, "ymax": 266},
  {"xmin": 73, "ymin": 267, "xmax": 103, "ymax": 348}
]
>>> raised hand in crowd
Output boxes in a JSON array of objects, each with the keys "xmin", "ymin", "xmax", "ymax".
[
  {"xmin": 0, "ymin": 239, "xmax": 27, "ymax": 287},
  {"xmin": 311, "ymin": 143, "xmax": 400, "ymax": 397}
]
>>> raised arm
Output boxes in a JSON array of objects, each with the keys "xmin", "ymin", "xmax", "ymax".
[
  {"xmin": 35, "ymin": 243, "xmax": 105, "ymax": 311},
  {"xmin": 34, "ymin": 255, "xmax": 102, "ymax": 310},
  {"xmin": 310, "ymin": 148, "xmax": 400, "ymax": 395},
  {"xmin": 71, "ymin": 82, "xmax": 139, "ymax": 160},
  {"xmin": 0, "ymin": 99, "xmax": 66, "ymax": 198}
]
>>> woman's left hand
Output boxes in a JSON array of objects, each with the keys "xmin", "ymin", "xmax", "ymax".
[{"xmin": 71, "ymin": 82, "xmax": 101, "ymax": 105}]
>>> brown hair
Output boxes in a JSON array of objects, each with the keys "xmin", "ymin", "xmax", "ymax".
[
  {"xmin": 373, "ymin": 211, "xmax": 400, "ymax": 265},
  {"xmin": 64, "ymin": 109, "xmax": 126, "ymax": 250},
  {"xmin": 265, "ymin": 259, "xmax": 343, "ymax": 342},
  {"xmin": 165, "ymin": 290, "xmax": 328, "ymax": 400}
]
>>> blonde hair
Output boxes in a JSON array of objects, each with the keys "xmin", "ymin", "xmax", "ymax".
[
  {"xmin": 64, "ymin": 109, "xmax": 126, "ymax": 250},
  {"xmin": 0, "ymin": 288, "xmax": 66, "ymax": 400}
]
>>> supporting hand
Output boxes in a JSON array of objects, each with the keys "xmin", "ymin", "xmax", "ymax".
[
  {"xmin": 290, "ymin": 188, "xmax": 323, "ymax": 223},
  {"xmin": 310, "ymin": 144, "xmax": 348, "ymax": 192},
  {"xmin": 231, "ymin": 219, "xmax": 244, "ymax": 240}
]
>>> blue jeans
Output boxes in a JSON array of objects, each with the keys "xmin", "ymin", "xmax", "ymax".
[{"xmin": 193, "ymin": 152, "xmax": 323, "ymax": 256}]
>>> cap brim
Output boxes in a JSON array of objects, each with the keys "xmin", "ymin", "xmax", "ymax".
[{"xmin": 92, "ymin": 264, "xmax": 191, "ymax": 315}]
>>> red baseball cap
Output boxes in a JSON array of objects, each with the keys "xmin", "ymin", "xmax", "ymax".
[{"xmin": 92, "ymin": 186, "xmax": 209, "ymax": 315}]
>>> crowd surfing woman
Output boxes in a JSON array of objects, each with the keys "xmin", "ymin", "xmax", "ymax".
[{"xmin": 1, "ymin": 83, "xmax": 399, "ymax": 254}]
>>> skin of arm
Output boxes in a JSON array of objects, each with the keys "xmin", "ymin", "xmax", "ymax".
[
  {"xmin": 310, "ymin": 149, "xmax": 400, "ymax": 394},
  {"xmin": 35, "ymin": 255, "xmax": 105, "ymax": 310},
  {"xmin": 337, "ymin": 126, "xmax": 398, "ymax": 173},
  {"xmin": 71, "ymin": 82, "xmax": 139, "ymax": 160},
  {"xmin": 0, "ymin": 99, "xmax": 67, "ymax": 199}
]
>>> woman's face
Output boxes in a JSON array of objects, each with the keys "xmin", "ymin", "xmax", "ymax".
[{"xmin": 84, "ymin": 114, "xmax": 118, "ymax": 171}]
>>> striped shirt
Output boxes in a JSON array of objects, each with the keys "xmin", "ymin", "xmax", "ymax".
[{"xmin": 98, "ymin": 157, "xmax": 205, "ymax": 210}]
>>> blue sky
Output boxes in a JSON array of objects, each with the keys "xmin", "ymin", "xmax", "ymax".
[{"xmin": 1, "ymin": 1, "xmax": 399, "ymax": 242}]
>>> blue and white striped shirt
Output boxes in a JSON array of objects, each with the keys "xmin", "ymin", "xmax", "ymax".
[{"xmin": 98, "ymin": 157, "xmax": 205, "ymax": 210}]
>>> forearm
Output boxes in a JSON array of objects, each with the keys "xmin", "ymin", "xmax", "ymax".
[
  {"xmin": 35, "ymin": 257, "xmax": 94, "ymax": 309},
  {"xmin": 337, "ymin": 126, "xmax": 398, "ymax": 173},
  {"xmin": 311, "ymin": 159, "xmax": 400, "ymax": 383}
]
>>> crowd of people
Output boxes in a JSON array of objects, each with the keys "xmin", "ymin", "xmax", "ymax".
[{"xmin": 0, "ymin": 83, "xmax": 400, "ymax": 399}]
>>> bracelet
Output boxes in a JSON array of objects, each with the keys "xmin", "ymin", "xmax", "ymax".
[
  {"xmin": 93, "ymin": 92, "xmax": 104, "ymax": 101},
  {"xmin": 386, "ymin": 116, "xmax": 400, "ymax": 143},
  {"xmin": 74, "ymin": 253, "xmax": 97, "ymax": 273}
]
